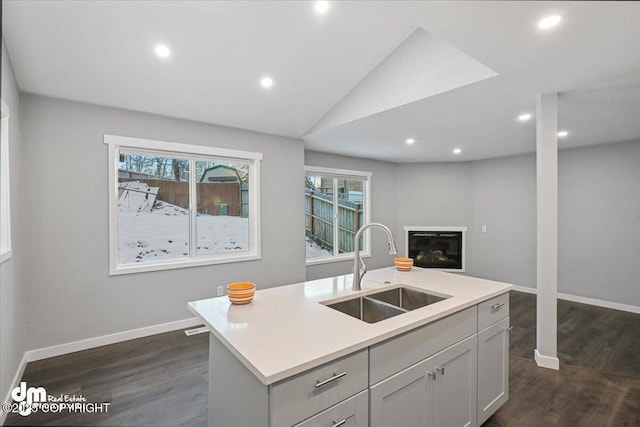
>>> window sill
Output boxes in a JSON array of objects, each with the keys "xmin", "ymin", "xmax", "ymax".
[
  {"xmin": 306, "ymin": 252, "xmax": 371, "ymax": 266},
  {"xmin": 0, "ymin": 249, "xmax": 12, "ymax": 264},
  {"xmin": 110, "ymin": 252, "xmax": 261, "ymax": 275}
]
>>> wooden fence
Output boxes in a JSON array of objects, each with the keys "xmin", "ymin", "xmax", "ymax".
[
  {"xmin": 305, "ymin": 190, "xmax": 363, "ymax": 253},
  {"xmin": 120, "ymin": 178, "xmax": 247, "ymax": 217}
]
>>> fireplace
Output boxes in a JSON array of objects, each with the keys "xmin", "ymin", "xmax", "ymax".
[{"xmin": 404, "ymin": 226, "xmax": 467, "ymax": 272}]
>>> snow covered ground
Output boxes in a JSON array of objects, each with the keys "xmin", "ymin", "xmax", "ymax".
[
  {"xmin": 118, "ymin": 181, "xmax": 329, "ymax": 264},
  {"xmin": 119, "ymin": 198, "xmax": 248, "ymax": 265},
  {"xmin": 305, "ymin": 236, "xmax": 333, "ymax": 259}
]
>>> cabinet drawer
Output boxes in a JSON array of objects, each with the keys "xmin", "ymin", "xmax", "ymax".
[
  {"xmin": 270, "ymin": 349, "xmax": 368, "ymax": 427},
  {"xmin": 478, "ymin": 293, "xmax": 509, "ymax": 330},
  {"xmin": 294, "ymin": 390, "xmax": 368, "ymax": 427},
  {"xmin": 369, "ymin": 306, "xmax": 477, "ymax": 385}
]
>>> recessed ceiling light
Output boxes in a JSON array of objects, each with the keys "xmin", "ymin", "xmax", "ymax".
[
  {"xmin": 260, "ymin": 76, "xmax": 274, "ymax": 89},
  {"xmin": 315, "ymin": 1, "xmax": 330, "ymax": 15},
  {"xmin": 518, "ymin": 113, "xmax": 532, "ymax": 122},
  {"xmin": 557, "ymin": 130, "xmax": 569, "ymax": 138},
  {"xmin": 538, "ymin": 15, "xmax": 562, "ymax": 30},
  {"xmin": 453, "ymin": 148, "xmax": 462, "ymax": 155},
  {"xmin": 406, "ymin": 138, "xmax": 415, "ymax": 145},
  {"xmin": 154, "ymin": 44, "xmax": 171, "ymax": 59}
]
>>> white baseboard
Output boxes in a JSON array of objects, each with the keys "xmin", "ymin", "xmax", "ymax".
[
  {"xmin": 1, "ymin": 352, "xmax": 29, "ymax": 424},
  {"xmin": 26, "ymin": 317, "xmax": 201, "ymax": 362},
  {"xmin": 534, "ymin": 349, "xmax": 560, "ymax": 370},
  {"xmin": 556, "ymin": 292, "xmax": 640, "ymax": 314},
  {"xmin": 510, "ymin": 286, "xmax": 640, "ymax": 314}
]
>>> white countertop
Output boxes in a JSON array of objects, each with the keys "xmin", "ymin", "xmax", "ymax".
[{"xmin": 188, "ymin": 267, "xmax": 512, "ymax": 385}]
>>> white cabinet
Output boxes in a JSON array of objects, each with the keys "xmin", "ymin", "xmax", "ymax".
[
  {"xmin": 370, "ymin": 335, "xmax": 477, "ymax": 427},
  {"xmin": 477, "ymin": 316, "xmax": 510, "ymax": 425},
  {"xmin": 370, "ymin": 357, "xmax": 434, "ymax": 427},
  {"xmin": 476, "ymin": 292, "xmax": 510, "ymax": 425},
  {"xmin": 433, "ymin": 336, "xmax": 478, "ymax": 427}
]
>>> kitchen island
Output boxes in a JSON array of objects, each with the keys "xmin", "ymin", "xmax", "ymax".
[{"xmin": 189, "ymin": 267, "xmax": 513, "ymax": 427}]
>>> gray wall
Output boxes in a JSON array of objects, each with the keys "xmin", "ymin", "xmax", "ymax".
[
  {"xmin": 21, "ymin": 94, "xmax": 306, "ymax": 350},
  {"xmin": 468, "ymin": 154, "xmax": 537, "ymax": 288},
  {"xmin": 304, "ymin": 151, "xmax": 398, "ymax": 281},
  {"xmin": 0, "ymin": 39, "xmax": 26, "ymax": 402},
  {"xmin": 395, "ymin": 162, "xmax": 473, "ymax": 267},
  {"xmin": 558, "ymin": 140, "xmax": 640, "ymax": 306}
]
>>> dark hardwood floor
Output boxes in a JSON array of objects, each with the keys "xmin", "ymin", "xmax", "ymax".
[
  {"xmin": 4, "ymin": 291, "xmax": 640, "ymax": 426},
  {"xmin": 3, "ymin": 329, "xmax": 209, "ymax": 426}
]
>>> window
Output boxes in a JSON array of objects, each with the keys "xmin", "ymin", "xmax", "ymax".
[
  {"xmin": 305, "ymin": 166, "xmax": 371, "ymax": 264},
  {"xmin": 105, "ymin": 135, "xmax": 261, "ymax": 275},
  {"xmin": 0, "ymin": 100, "xmax": 11, "ymax": 263}
]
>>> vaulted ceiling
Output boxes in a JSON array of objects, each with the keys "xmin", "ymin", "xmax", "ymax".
[{"xmin": 4, "ymin": 1, "xmax": 640, "ymax": 162}]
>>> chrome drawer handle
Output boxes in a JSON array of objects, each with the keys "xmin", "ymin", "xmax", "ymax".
[
  {"xmin": 491, "ymin": 302, "xmax": 505, "ymax": 311},
  {"xmin": 315, "ymin": 371, "xmax": 346, "ymax": 389},
  {"xmin": 332, "ymin": 419, "xmax": 347, "ymax": 427},
  {"xmin": 436, "ymin": 367, "xmax": 445, "ymax": 375},
  {"xmin": 507, "ymin": 326, "xmax": 514, "ymax": 333}
]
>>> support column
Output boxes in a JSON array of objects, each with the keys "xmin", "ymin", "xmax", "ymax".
[{"xmin": 535, "ymin": 93, "xmax": 560, "ymax": 370}]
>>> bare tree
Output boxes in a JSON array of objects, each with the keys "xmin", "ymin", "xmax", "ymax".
[
  {"xmin": 172, "ymin": 159, "xmax": 189, "ymax": 181},
  {"xmin": 155, "ymin": 157, "xmax": 167, "ymax": 178}
]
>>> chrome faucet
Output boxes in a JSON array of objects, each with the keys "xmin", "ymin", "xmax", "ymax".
[{"xmin": 353, "ymin": 223, "xmax": 398, "ymax": 291}]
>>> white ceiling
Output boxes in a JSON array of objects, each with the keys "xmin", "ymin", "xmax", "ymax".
[{"xmin": 4, "ymin": 1, "xmax": 640, "ymax": 162}]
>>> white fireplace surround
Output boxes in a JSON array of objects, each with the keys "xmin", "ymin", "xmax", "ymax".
[{"xmin": 403, "ymin": 226, "xmax": 467, "ymax": 272}]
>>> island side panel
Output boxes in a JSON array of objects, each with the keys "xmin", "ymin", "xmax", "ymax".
[{"xmin": 209, "ymin": 334, "xmax": 269, "ymax": 427}]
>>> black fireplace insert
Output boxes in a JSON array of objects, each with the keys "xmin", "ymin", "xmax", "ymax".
[{"xmin": 407, "ymin": 230, "xmax": 463, "ymax": 270}]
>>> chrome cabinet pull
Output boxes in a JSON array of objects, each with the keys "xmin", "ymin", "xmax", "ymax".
[
  {"xmin": 491, "ymin": 302, "xmax": 505, "ymax": 311},
  {"xmin": 427, "ymin": 371, "xmax": 436, "ymax": 380},
  {"xmin": 507, "ymin": 326, "xmax": 514, "ymax": 333},
  {"xmin": 315, "ymin": 371, "xmax": 346, "ymax": 389},
  {"xmin": 332, "ymin": 419, "xmax": 347, "ymax": 427},
  {"xmin": 436, "ymin": 367, "xmax": 445, "ymax": 375}
]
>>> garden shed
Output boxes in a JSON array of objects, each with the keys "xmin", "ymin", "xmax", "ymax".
[{"xmin": 198, "ymin": 165, "xmax": 248, "ymax": 217}]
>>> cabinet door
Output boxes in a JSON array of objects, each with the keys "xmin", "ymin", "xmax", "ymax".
[
  {"xmin": 478, "ymin": 316, "xmax": 510, "ymax": 425},
  {"xmin": 432, "ymin": 335, "xmax": 478, "ymax": 427},
  {"xmin": 370, "ymin": 357, "xmax": 434, "ymax": 427},
  {"xmin": 295, "ymin": 391, "xmax": 368, "ymax": 427}
]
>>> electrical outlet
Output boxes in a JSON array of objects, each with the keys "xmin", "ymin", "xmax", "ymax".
[{"xmin": 217, "ymin": 286, "xmax": 224, "ymax": 296}]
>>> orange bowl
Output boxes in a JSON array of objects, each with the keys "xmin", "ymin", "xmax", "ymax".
[
  {"xmin": 394, "ymin": 257, "xmax": 414, "ymax": 271},
  {"xmin": 227, "ymin": 282, "xmax": 256, "ymax": 304}
]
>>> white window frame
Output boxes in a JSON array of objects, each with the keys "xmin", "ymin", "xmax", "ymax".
[
  {"xmin": 105, "ymin": 134, "xmax": 262, "ymax": 275},
  {"xmin": 0, "ymin": 100, "xmax": 12, "ymax": 264},
  {"xmin": 305, "ymin": 165, "xmax": 371, "ymax": 265}
]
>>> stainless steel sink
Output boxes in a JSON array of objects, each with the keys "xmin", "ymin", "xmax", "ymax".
[
  {"xmin": 326, "ymin": 297, "xmax": 405, "ymax": 323},
  {"xmin": 367, "ymin": 287, "xmax": 447, "ymax": 311},
  {"xmin": 324, "ymin": 286, "xmax": 450, "ymax": 323}
]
